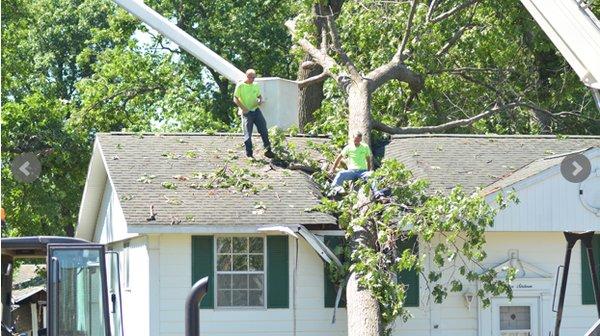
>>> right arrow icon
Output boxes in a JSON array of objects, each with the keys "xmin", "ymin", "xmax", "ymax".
[
  {"xmin": 571, "ymin": 161, "xmax": 583, "ymax": 177},
  {"xmin": 560, "ymin": 153, "xmax": 591, "ymax": 183}
]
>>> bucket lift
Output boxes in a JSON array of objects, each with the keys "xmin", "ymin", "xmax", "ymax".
[{"xmin": 112, "ymin": 0, "xmax": 300, "ymax": 130}]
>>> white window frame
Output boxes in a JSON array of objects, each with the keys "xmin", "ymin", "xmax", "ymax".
[
  {"xmin": 214, "ymin": 235, "xmax": 267, "ymax": 309},
  {"xmin": 122, "ymin": 242, "xmax": 130, "ymax": 291}
]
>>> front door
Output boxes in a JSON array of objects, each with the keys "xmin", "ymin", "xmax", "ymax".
[{"xmin": 491, "ymin": 297, "xmax": 540, "ymax": 336}]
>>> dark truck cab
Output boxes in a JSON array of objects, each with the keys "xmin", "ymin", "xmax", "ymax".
[{"xmin": 1, "ymin": 237, "xmax": 123, "ymax": 336}]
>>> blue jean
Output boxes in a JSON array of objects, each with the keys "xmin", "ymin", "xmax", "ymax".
[
  {"xmin": 242, "ymin": 108, "xmax": 271, "ymax": 156},
  {"xmin": 332, "ymin": 169, "xmax": 372, "ymax": 187}
]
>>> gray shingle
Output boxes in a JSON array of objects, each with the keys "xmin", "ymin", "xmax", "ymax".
[
  {"xmin": 97, "ymin": 133, "xmax": 336, "ymax": 227},
  {"xmin": 384, "ymin": 134, "xmax": 600, "ymax": 193}
]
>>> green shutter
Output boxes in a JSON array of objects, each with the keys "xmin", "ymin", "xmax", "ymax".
[
  {"xmin": 192, "ymin": 236, "xmax": 214, "ymax": 309},
  {"xmin": 324, "ymin": 236, "xmax": 346, "ymax": 308},
  {"xmin": 397, "ymin": 236, "xmax": 419, "ymax": 307},
  {"xmin": 581, "ymin": 235, "xmax": 600, "ymax": 304},
  {"xmin": 267, "ymin": 236, "xmax": 289, "ymax": 308}
]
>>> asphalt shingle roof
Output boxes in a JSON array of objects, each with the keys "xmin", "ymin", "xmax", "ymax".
[
  {"xmin": 384, "ymin": 134, "xmax": 600, "ymax": 193},
  {"xmin": 97, "ymin": 133, "xmax": 336, "ymax": 228}
]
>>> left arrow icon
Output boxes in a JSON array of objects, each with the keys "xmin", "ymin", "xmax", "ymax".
[{"xmin": 19, "ymin": 161, "xmax": 31, "ymax": 176}]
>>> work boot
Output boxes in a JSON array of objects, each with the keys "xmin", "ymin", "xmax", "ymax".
[{"xmin": 264, "ymin": 149, "xmax": 275, "ymax": 158}]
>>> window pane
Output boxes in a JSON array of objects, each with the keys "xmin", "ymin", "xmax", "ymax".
[
  {"xmin": 248, "ymin": 275, "xmax": 264, "ymax": 290},
  {"xmin": 217, "ymin": 255, "xmax": 232, "ymax": 271},
  {"xmin": 249, "ymin": 290, "xmax": 264, "ymax": 306},
  {"xmin": 232, "ymin": 290, "xmax": 248, "ymax": 306},
  {"xmin": 232, "ymin": 274, "xmax": 249, "ymax": 289},
  {"xmin": 233, "ymin": 255, "xmax": 248, "ymax": 271},
  {"xmin": 249, "ymin": 237, "xmax": 263, "ymax": 253},
  {"xmin": 249, "ymin": 255, "xmax": 263, "ymax": 271},
  {"xmin": 500, "ymin": 306, "xmax": 531, "ymax": 330},
  {"xmin": 217, "ymin": 290, "xmax": 232, "ymax": 307},
  {"xmin": 217, "ymin": 237, "xmax": 232, "ymax": 253},
  {"xmin": 233, "ymin": 237, "xmax": 248, "ymax": 253},
  {"xmin": 217, "ymin": 274, "xmax": 232, "ymax": 289}
]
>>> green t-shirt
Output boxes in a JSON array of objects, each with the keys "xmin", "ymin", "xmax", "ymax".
[
  {"xmin": 234, "ymin": 82, "xmax": 261, "ymax": 112},
  {"xmin": 341, "ymin": 143, "xmax": 371, "ymax": 170}
]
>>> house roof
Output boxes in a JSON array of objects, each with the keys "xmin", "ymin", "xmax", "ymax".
[
  {"xmin": 481, "ymin": 147, "xmax": 599, "ymax": 195},
  {"xmin": 384, "ymin": 134, "xmax": 600, "ymax": 193},
  {"xmin": 93, "ymin": 133, "xmax": 336, "ymax": 230}
]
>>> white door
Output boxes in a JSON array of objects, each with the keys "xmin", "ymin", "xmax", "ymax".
[{"xmin": 491, "ymin": 297, "xmax": 540, "ymax": 336}]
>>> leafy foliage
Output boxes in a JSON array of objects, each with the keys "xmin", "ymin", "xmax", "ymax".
[{"xmin": 312, "ymin": 159, "xmax": 517, "ymax": 330}]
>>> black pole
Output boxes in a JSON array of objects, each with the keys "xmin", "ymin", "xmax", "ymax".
[
  {"xmin": 581, "ymin": 232, "xmax": 600, "ymax": 317},
  {"xmin": 554, "ymin": 232, "xmax": 580, "ymax": 336},
  {"xmin": 185, "ymin": 277, "xmax": 209, "ymax": 336}
]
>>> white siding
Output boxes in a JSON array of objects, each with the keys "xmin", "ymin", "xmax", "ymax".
[
  {"xmin": 155, "ymin": 234, "xmax": 347, "ymax": 336},
  {"xmin": 109, "ymin": 236, "xmax": 151, "ymax": 336},
  {"xmin": 92, "ymin": 180, "xmax": 136, "ymax": 244},
  {"xmin": 489, "ymin": 155, "xmax": 600, "ymax": 231},
  {"xmin": 391, "ymin": 232, "xmax": 597, "ymax": 336}
]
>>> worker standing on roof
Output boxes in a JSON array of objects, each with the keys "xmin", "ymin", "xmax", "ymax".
[
  {"xmin": 233, "ymin": 69, "xmax": 274, "ymax": 159},
  {"xmin": 329, "ymin": 132, "xmax": 374, "ymax": 192}
]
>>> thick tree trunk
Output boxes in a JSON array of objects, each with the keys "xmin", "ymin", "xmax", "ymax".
[
  {"xmin": 297, "ymin": 54, "xmax": 325, "ymax": 131},
  {"xmin": 347, "ymin": 81, "xmax": 372, "ymax": 144},
  {"xmin": 347, "ymin": 271, "xmax": 383, "ymax": 336},
  {"xmin": 346, "ymin": 82, "xmax": 382, "ymax": 336}
]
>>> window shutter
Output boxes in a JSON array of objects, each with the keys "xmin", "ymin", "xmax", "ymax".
[
  {"xmin": 397, "ymin": 236, "xmax": 419, "ymax": 307},
  {"xmin": 267, "ymin": 236, "xmax": 289, "ymax": 308},
  {"xmin": 581, "ymin": 235, "xmax": 600, "ymax": 304},
  {"xmin": 192, "ymin": 236, "xmax": 214, "ymax": 309},
  {"xmin": 324, "ymin": 236, "xmax": 346, "ymax": 308}
]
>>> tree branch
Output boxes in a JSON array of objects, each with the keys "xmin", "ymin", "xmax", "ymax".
[
  {"xmin": 366, "ymin": 62, "xmax": 424, "ymax": 93},
  {"xmin": 325, "ymin": 14, "xmax": 362, "ymax": 81},
  {"xmin": 429, "ymin": 0, "xmax": 478, "ymax": 23},
  {"xmin": 286, "ymin": 19, "xmax": 350, "ymax": 86},
  {"xmin": 395, "ymin": 0, "xmax": 419, "ymax": 62},
  {"xmin": 435, "ymin": 24, "xmax": 471, "ymax": 57},
  {"xmin": 372, "ymin": 102, "xmax": 522, "ymax": 134},
  {"xmin": 297, "ymin": 71, "xmax": 329, "ymax": 89}
]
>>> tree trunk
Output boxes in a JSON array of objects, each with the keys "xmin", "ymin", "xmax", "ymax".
[
  {"xmin": 347, "ymin": 81, "xmax": 372, "ymax": 144},
  {"xmin": 346, "ymin": 82, "xmax": 382, "ymax": 336},
  {"xmin": 297, "ymin": 54, "xmax": 325, "ymax": 131},
  {"xmin": 347, "ymin": 271, "xmax": 383, "ymax": 336}
]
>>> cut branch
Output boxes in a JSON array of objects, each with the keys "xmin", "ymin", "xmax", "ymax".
[
  {"xmin": 429, "ymin": 0, "xmax": 478, "ymax": 23},
  {"xmin": 372, "ymin": 102, "xmax": 522, "ymax": 134},
  {"xmin": 297, "ymin": 71, "xmax": 329, "ymax": 89}
]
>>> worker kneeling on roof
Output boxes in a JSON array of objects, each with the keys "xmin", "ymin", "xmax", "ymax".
[
  {"xmin": 329, "ymin": 131, "xmax": 373, "ymax": 193},
  {"xmin": 233, "ymin": 69, "xmax": 275, "ymax": 159}
]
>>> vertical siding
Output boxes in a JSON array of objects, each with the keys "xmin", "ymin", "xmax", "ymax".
[
  {"xmin": 490, "ymin": 156, "xmax": 599, "ymax": 232},
  {"xmin": 92, "ymin": 180, "xmax": 136, "ymax": 244},
  {"xmin": 116, "ymin": 236, "xmax": 150, "ymax": 336}
]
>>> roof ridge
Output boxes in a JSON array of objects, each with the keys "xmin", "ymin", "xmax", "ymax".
[
  {"xmin": 390, "ymin": 134, "xmax": 600, "ymax": 139},
  {"xmin": 98, "ymin": 132, "xmax": 331, "ymax": 139}
]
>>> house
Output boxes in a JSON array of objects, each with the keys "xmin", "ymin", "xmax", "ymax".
[
  {"xmin": 11, "ymin": 264, "xmax": 46, "ymax": 336},
  {"xmin": 76, "ymin": 132, "xmax": 600, "ymax": 336}
]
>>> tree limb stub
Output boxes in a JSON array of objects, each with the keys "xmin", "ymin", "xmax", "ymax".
[
  {"xmin": 297, "ymin": 71, "xmax": 329, "ymax": 89},
  {"xmin": 372, "ymin": 102, "xmax": 522, "ymax": 134}
]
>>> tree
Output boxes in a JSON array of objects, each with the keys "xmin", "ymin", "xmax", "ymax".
[
  {"xmin": 285, "ymin": 0, "xmax": 597, "ymax": 334},
  {"xmin": 290, "ymin": 0, "xmax": 599, "ymax": 143}
]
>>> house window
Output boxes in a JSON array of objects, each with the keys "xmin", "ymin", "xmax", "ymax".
[
  {"xmin": 499, "ymin": 306, "xmax": 531, "ymax": 334},
  {"xmin": 215, "ymin": 236, "xmax": 265, "ymax": 308}
]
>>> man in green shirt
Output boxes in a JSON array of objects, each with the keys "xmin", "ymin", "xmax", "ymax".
[
  {"xmin": 233, "ymin": 69, "xmax": 274, "ymax": 158},
  {"xmin": 328, "ymin": 132, "xmax": 373, "ymax": 189}
]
